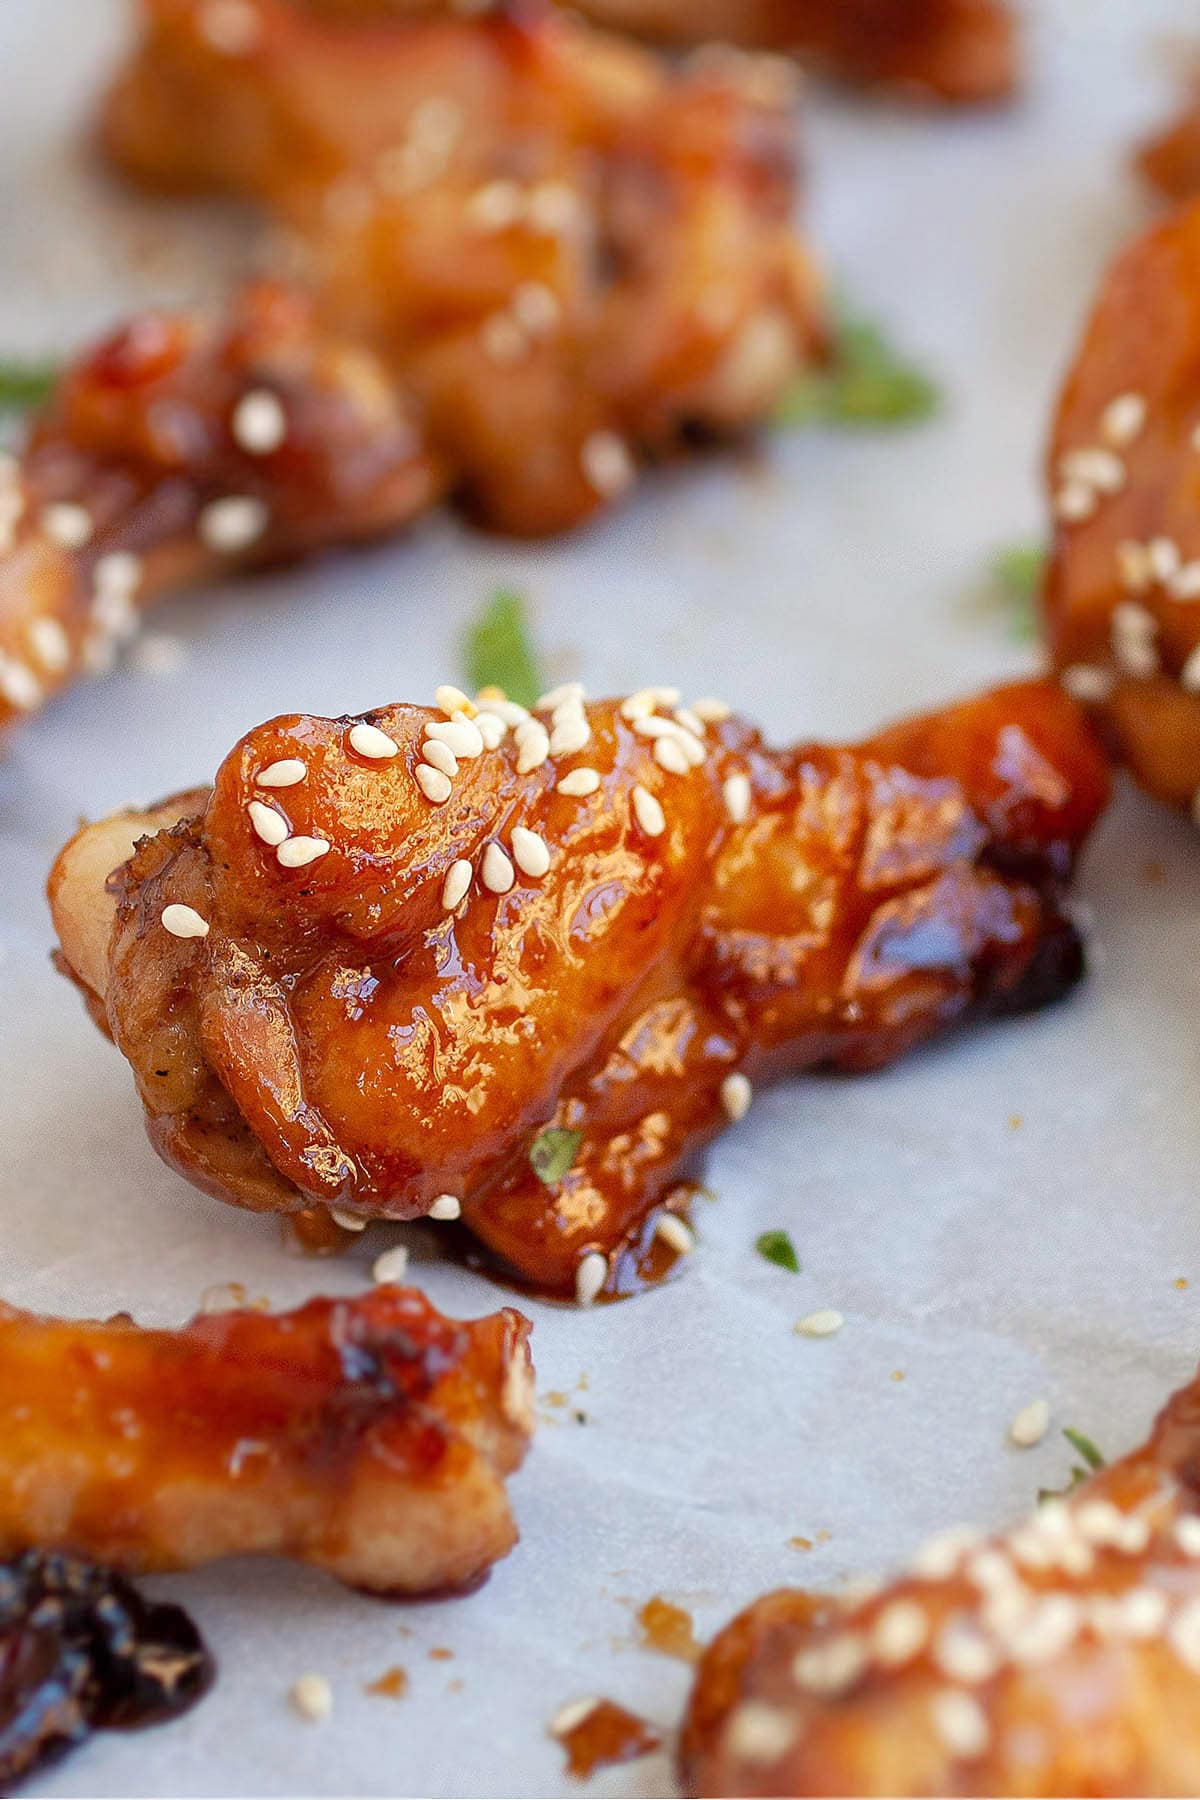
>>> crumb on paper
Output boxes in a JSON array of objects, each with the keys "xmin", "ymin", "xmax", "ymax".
[
  {"xmin": 1008, "ymin": 1113, "xmax": 1023, "ymax": 1129},
  {"xmin": 635, "ymin": 1595, "xmax": 701, "ymax": 1664},
  {"xmin": 1010, "ymin": 1397, "xmax": 1051, "ymax": 1448},
  {"xmin": 290, "ymin": 1673, "xmax": 333, "ymax": 1722},
  {"xmin": 788, "ymin": 1535, "xmax": 813, "ymax": 1551},
  {"xmin": 1177, "ymin": 1277, "xmax": 1190, "ymax": 1290},
  {"xmin": 429, "ymin": 1647, "xmax": 453, "ymax": 1662},
  {"xmin": 890, "ymin": 1369, "xmax": 906, "ymax": 1382}
]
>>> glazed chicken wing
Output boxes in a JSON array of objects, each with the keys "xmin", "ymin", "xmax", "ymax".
[
  {"xmin": 1137, "ymin": 70, "xmax": 1200, "ymax": 202},
  {"xmin": 50, "ymin": 678, "xmax": 1107, "ymax": 1305},
  {"xmin": 0, "ymin": 1288, "xmax": 533, "ymax": 1595},
  {"xmin": 680, "ymin": 1366, "xmax": 1200, "ymax": 1796},
  {"xmin": 1042, "ymin": 199, "xmax": 1200, "ymax": 817}
]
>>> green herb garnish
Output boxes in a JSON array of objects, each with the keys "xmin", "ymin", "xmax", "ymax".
[
  {"xmin": 463, "ymin": 586, "xmax": 543, "ymax": 711},
  {"xmin": 1038, "ymin": 1426, "xmax": 1106, "ymax": 1503},
  {"xmin": 776, "ymin": 305, "xmax": 939, "ymax": 429},
  {"xmin": 0, "ymin": 359, "xmax": 58, "ymax": 412},
  {"xmin": 755, "ymin": 1230, "xmax": 801, "ymax": 1274},
  {"xmin": 529, "ymin": 1126, "xmax": 582, "ymax": 1187}
]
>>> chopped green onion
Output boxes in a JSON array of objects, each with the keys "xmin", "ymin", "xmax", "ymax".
[
  {"xmin": 755, "ymin": 1229, "xmax": 801, "ymax": 1274},
  {"xmin": 463, "ymin": 587, "xmax": 543, "ymax": 711},
  {"xmin": 0, "ymin": 359, "xmax": 58, "ymax": 412},
  {"xmin": 529, "ymin": 1126, "xmax": 582, "ymax": 1187},
  {"xmin": 776, "ymin": 305, "xmax": 939, "ymax": 429}
]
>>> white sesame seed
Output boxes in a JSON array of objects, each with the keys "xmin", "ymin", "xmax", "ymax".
[
  {"xmin": 527, "ymin": 180, "xmax": 579, "ymax": 235},
  {"xmin": 1177, "ymin": 1516, "xmax": 1200, "ymax": 1556},
  {"xmin": 415, "ymin": 764, "xmax": 452, "ymax": 804},
  {"xmin": 791, "ymin": 1634, "xmax": 866, "ymax": 1696},
  {"xmin": 479, "ymin": 696, "xmax": 529, "ymax": 727},
  {"xmin": 94, "ymin": 551, "xmax": 141, "ymax": 597},
  {"xmin": 674, "ymin": 706, "xmax": 705, "ymax": 737},
  {"xmin": 1170, "ymin": 561, "xmax": 1200, "ymax": 600},
  {"xmin": 557, "ymin": 767, "xmax": 600, "ymax": 796},
  {"xmin": 290, "ymin": 1673, "xmax": 333, "ymax": 1722},
  {"xmin": 581, "ymin": 430, "xmax": 635, "ymax": 499},
  {"xmin": 331, "ymin": 1207, "xmax": 368, "ymax": 1232},
  {"xmin": 654, "ymin": 1213, "xmax": 694, "ymax": 1255},
  {"xmin": 930, "ymin": 1690, "xmax": 989, "ymax": 1760},
  {"xmin": 538, "ymin": 682, "xmax": 586, "ymax": 711},
  {"xmin": 631, "ymin": 784, "xmax": 665, "ymax": 837},
  {"xmin": 41, "ymin": 502, "xmax": 93, "ymax": 549},
  {"xmin": 442, "ymin": 860, "xmax": 473, "ymax": 911},
  {"xmin": 550, "ymin": 1697, "xmax": 600, "ymax": 1739},
  {"xmin": 27, "ymin": 616, "xmax": 70, "ymax": 674},
  {"xmin": 691, "ymin": 696, "xmax": 732, "ymax": 723},
  {"xmin": 347, "ymin": 721, "xmax": 398, "ymax": 760},
  {"xmin": 1118, "ymin": 1588, "xmax": 1168, "ymax": 1638},
  {"xmin": 427, "ymin": 717, "xmax": 484, "ymax": 758},
  {"xmin": 621, "ymin": 689, "xmax": 659, "ymax": 721},
  {"xmin": 966, "ymin": 1549, "xmax": 1019, "ymax": 1592},
  {"xmin": 632, "ymin": 714, "xmax": 684, "ymax": 740},
  {"xmin": 511, "ymin": 825, "xmax": 550, "ymax": 878},
  {"xmin": 1112, "ymin": 601, "xmax": 1159, "ymax": 676},
  {"xmin": 795, "ymin": 1310, "xmax": 844, "ymax": 1338},
  {"xmin": 549, "ymin": 715, "xmax": 591, "ymax": 758},
  {"xmin": 232, "ymin": 388, "xmax": 286, "ymax": 455},
  {"xmin": 1074, "ymin": 1500, "xmax": 1126, "ymax": 1546},
  {"xmin": 476, "ymin": 712, "xmax": 506, "ymax": 749},
  {"xmin": 652, "ymin": 734, "xmax": 689, "ymax": 775},
  {"xmin": 1060, "ymin": 664, "xmax": 1115, "ymax": 704},
  {"xmin": 277, "ymin": 836, "xmax": 330, "ymax": 868},
  {"xmin": 871, "ymin": 1601, "xmax": 928, "ymax": 1668},
  {"xmin": 1116, "ymin": 540, "xmax": 1152, "ymax": 593},
  {"xmin": 1113, "ymin": 1515, "xmax": 1150, "ymax": 1555},
  {"xmin": 161, "ymin": 903, "xmax": 210, "ymax": 939},
  {"xmin": 511, "ymin": 281, "xmax": 560, "ymax": 338},
  {"xmin": 722, "ymin": 1701, "xmax": 795, "ymax": 1766},
  {"xmin": 481, "ymin": 313, "xmax": 527, "ymax": 365},
  {"xmin": 1183, "ymin": 649, "xmax": 1200, "ymax": 693},
  {"xmin": 0, "ymin": 655, "xmax": 41, "ymax": 710},
  {"xmin": 723, "ymin": 772, "xmax": 752, "ymax": 823},
  {"xmin": 199, "ymin": 0, "xmax": 262, "ymax": 54},
  {"xmin": 1148, "ymin": 536, "xmax": 1182, "ymax": 581},
  {"xmin": 1101, "ymin": 391, "xmax": 1147, "ymax": 448},
  {"xmin": 575, "ymin": 1251, "xmax": 607, "ymax": 1307},
  {"xmin": 1010, "ymin": 1398, "xmax": 1050, "ymax": 1448},
  {"xmin": 410, "ymin": 94, "xmax": 462, "ymax": 149},
  {"xmin": 910, "ymin": 1527, "xmax": 982, "ymax": 1580},
  {"xmin": 199, "ymin": 494, "xmax": 269, "ymax": 554},
  {"xmin": 934, "ymin": 1624, "xmax": 999, "ymax": 1684},
  {"xmin": 482, "ymin": 842, "xmax": 515, "ymax": 894},
  {"xmin": 248, "ymin": 800, "xmax": 289, "ymax": 846},
  {"xmin": 1170, "ymin": 1599, "xmax": 1200, "ymax": 1673},
  {"xmin": 1055, "ymin": 481, "xmax": 1097, "ymax": 523},
  {"xmin": 516, "ymin": 721, "xmax": 550, "ymax": 774},
  {"xmin": 465, "ymin": 179, "xmax": 524, "ymax": 231},
  {"xmin": 256, "ymin": 758, "xmax": 306, "ymax": 787},
  {"xmin": 720, "ymin": 1071, "xmax": 752, "ymax": 1120},
  {"xmin": 422, "ymin": 738, "xmax": 459, "ymax": 778},
  {"xmin": 92, "ymin": 584, "xmax": 137, "ymax": 643},
  {"xmin": 428, "ymin": 1193, "xmax": 462, "ymax": 1221},
  {"xmin": 1008, "ymin": 1594, "xmax": 1082, "ymax": 1665},
  {"xmin": 373, "ymin": 1245, "xmax": 410, "ymax": 1285},
  {"xmin": 1059, "ymin": 447, "xmax": 1125, "ymax": 493}
]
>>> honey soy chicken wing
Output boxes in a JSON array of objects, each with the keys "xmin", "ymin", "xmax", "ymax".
[
  {"xmin": 49, "ymin": 678, "xmax": 1107, "ymax": 1306},
  {"xmin": 1042, "ymin": 200, "xmax": 1200, "ymax": 817},
  {"xmin": 0, "ymin": 1288, "xmax": 534, "ymax": 1595},
  {"xmin": 679, "ymin": 1367, "xmax": 1200, "ymax": 1798}
]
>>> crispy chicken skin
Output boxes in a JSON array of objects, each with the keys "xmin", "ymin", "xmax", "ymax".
[
  {"xmin": 0, "ymin": 1288, "xmax": 533, "ymax": 1595},
  {"xmin": 49, "ymin": 679, "xmax": 1107, "ymax": 1304},
  {"xmin": 1042, "ymin": 200, "xmax": 1200, "ymax": 815},
  {"xmin": 680, "ymin": 1368, "xmax": 1200, "ymax": 1797}
]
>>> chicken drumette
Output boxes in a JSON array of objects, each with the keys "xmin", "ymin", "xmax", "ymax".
[
  {"xmin": 50, "ymin": 678, "xmax": 1107, "ymax": 1305},
  {"xmin": 0, "ymin": 1287, "xmax": 533, "ymax": 1595},
  {"xmin": 681, "ymin": 1364, "xmax": 1200, "ymax": 1796}
]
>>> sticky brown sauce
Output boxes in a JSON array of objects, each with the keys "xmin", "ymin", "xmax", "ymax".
[
  {"xmin": 556, "ymin": 1699, "xmax": 663, "ymax": 1779},
  {"xmin": 366, "ymin": 1665, "xmax": 408, "ymax": 1699},
  {"xmin": 636, "ymin": 1595, "xmax": 701, "ymax": 1663}
]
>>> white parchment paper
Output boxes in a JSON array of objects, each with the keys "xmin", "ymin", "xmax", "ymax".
[{"xmin": 4, "ymin": 2, "xmax": 1200, "ymax": 1793}]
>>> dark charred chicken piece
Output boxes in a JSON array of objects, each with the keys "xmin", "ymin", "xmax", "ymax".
[
  {"xmin": 0, "ymin": 1291, "xmax": 533, "ymax": 1595},
  {"xmin": 679, "ymin": 1364, "xmax": 1200, "ymax": 1796},
  {"xmin": 49, "ymin": 678, "xmax": 1107, "ymax": 1304}
]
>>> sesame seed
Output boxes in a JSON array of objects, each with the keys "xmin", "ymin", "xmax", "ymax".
[
  {"xmin": 409, "ymin": 94, "xmax": 462, "ymax": 149},
  {"xmin": 479, "ymin": 695, "xmax": 529, "ymax": 726},
  {"xmin": 347, "ymin": 721, "xmax": 398, "ymax": 760},
  {"xmin": 1148, "ymin": 536, "xmax": 1182, "ymax": 581},
  {"xmin": 1060, "ymin": 664, "xmax": 1115, "ymax": 703},
  {"xmin": 795, "ymin": 1310, "xmax": 844, "ymax": 1338},
  {"xmin": 967, "ymin": 1548, "xmax": 1019, "ymax": 1591},
  {"xmin": 511, "ymin": 825, "xmax": 550, "ymax": 878},
  {"xmin": 442, "ymin": 860, "xmax": 473, "ymax": 911},
  {"xmin": 1074, "ymin": 1500, "xmax": 1125, "ymax": 1546},
  {"xmin": 481, "ymin": 313, "xmax": 526, "ymax": 365},
  {"xmin": 373, "ymin": 1245, "xmax": 410, "ymax": 1285},
  {"xmin": 934, "ymin": 1624, "xmax": 999, "ymax": 1684},
  {"xmin": 232, "ymin": 389, "xmax": 286, "ymax": 455},
  {"xmin": 1119, "ymin": 1588, "xmax": 1168, "ymax": 1637},
  {"xmin": 331, "ymin": 1207, "xmax": 368, "ymax": 1231},
  {"xmin": 199, "ymin": 0, "xmax": 262, "ymax": 54},
  {"xmin": 930, "ymin": 1690, "xmax": 989, "ymax": 1760},
  {"xmin": 199, "ymin": 494, "xmax": 269, "ymax": 554},
  {"xmin": 549, "ymin": 715, "xmax": 591, "ymax": 758},
  {"xmin": 1116, "ymin": 540, "xmax": 1152, "ymax": 592},
  {"xmin": 691, "ymin": 696, "xmax": 732, "ymax": 723},
  {"xmin": 581, "ymin": 430, "xmax": 635, "ymax": 499},
  {"xmin": 675, "ymin": 706, "xmax": 705, "ymax": 737},
  {"xmin": 415, "ymin": 764, "xmax": 452, "ymax": 804},
  {"xmin": 482, "ymin": 842, "xmax": 515, "ymax": 894},
  {"xmin": 724, "ymin": 1702, "xmax": 796, "ymax": 1766},
  {"xmin": 538, "ymin": 682, "xmax": 586, "ymax": 710},
  {"xmin": 1170, "ymin": 1599, "xmax": 1200, "ymax": 1673},
  {"xmin": 723, "ymin": 772, "xmax": 752, "ymax": 823},
  {"xmin": 92, "ymin": 584, "xmax": 137, "ymax": 643},
  {"xmin": 428, "ymin": 1194, "xmax": 462, "ymax": 1221},
  {"xmin": 910, "ymin": 1527, "xmax": 981, "ymax": 1580},
  {"xmin": 1010, "ymin": 1398, "xmax": 1050, "ymax": 1447},
  {"xmin": 654, "ymin": 734, "xmax": 690, "ymax": 775},
  {"xmin": 41, "ymin": 502, "xmax": 93, "ymax": 549},
  {"xmin": 1112, "ymin": 601, "xmax": 1159, "ymax": 676},
  {"xmin": 721, "ymin": 1072, "xmax": 752, "ymax": 1120},
  {"xmin": 1059, "ymin": 447, "xmax": 1125, "ymax": 493},
  {"xmin": 632, "ymin": 714, "xmax": 683, "ymax": 739},
  {"xmin": 290, "ymin": 1673, "xmax": 333, "ymax": 1722},
  {"xmin": 527, "ymin": 180, "xmax": 579, "ymax": 234},
  {"xmin": 277, "ymin": 836, "xmax": 330, "ymax": 868},
  {"xmin": 1170, "ymin": 561, "xmax": 1200, "ymax": 600},
  {"xmin": 1177, "ymin": 1516, "xmax": 1200, "ymax": 1556},
  {"xmin": 94, "ymin": 551, "xmax": 141, "ymax": 597},
  {"xmin": 1183, "ymin": 649, "xmax": 1200, "ymax": 693},
  {"xmin": 621, "ymin": 689, "xmax": 659, "ymax": 721},
  {"xmin": 1100, "ymin": 391, "xmax": 1146, "ymax": 447},
  {"xmin": 575, "ymin": 1251, "xmax": 607, "ymax": 1307},
  {"xmin": 422, "ymin": 738, "xmax": 458, "ymax": 778},
  {"xmin": 248, "ymin": 800, "xmax": 289, "ymax": 846},
  {"xmin": 427, "ymin": 717, "xmax": 484, "ymax": 758},
  {"xmin": 631, "ymin": 784, "xmax": 665, "ymax": 837},
  {"xmin": 550, "ymin": 1697, "xmax": 600, "ymax": 1739},
  {"xmin": 516, "ymin": 721, "xmax": 550, "ymax": 774},
  {"xmin": 871, "ymin": 1600, "xmax": 928, "ymax": 1668},
  {"xmin": 161, "ymin": 903, "xmax": 210, "ymax": 939},
  {"xmin": 1055, "ymin": 481, "xmax": 1097, "ymax": 523},
  {"xmin": 0, "ymin": 655, "xmax": 41, "ymax": 710},
  {"xmin": 28, "ymin": 616, "xmax": 70, "ymax": 674},
  {"xmin": 1008, "ymin": 1594, "xmax": 1082, "ymax": 1665},
  {"xmin": 465, "ymin": 179, "xmax": 524, "ymax": 231},
  {"xmin": 476, "ymin": 712, "xmax": 506, "ymax": 749},
  {"xmin": 654, "ymin": 1213, "xmax": 694, "ymax": 1255},
  {"xmin": 511, "ymin": 281, "xmax": 560, "ymax": 337},
  {"xmin": 791, "ymin": 1634, "xmax": 866, "ymax": 1696},
  {"xmin": 557, "ymin": 767, "xmax": 600, "ymax": 796},
  {"xmin": 256, "ymin": 758, "xmax": 306, "ymax": 787}
]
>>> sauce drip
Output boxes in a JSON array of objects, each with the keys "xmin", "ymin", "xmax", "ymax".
[
  {"xmin": 555, "ymin": 1699, "xmax": 663, "ymax": 1779},
  {"xmin": 366, "ymin": 1665, "xmax": 408, "ymax": 1699},
  {"xmin": 637, "ymin": 1595, "xmax": 702, "ymax": 1663}
]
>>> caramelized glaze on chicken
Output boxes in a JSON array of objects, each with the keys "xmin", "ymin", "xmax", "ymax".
[
  {"xmin": 50, "ymin": 679, "xmax": 1107, "ymax": 1304},
  {"xmin": 680, "ymin": 1366, "xmax": 1200, "ymax": 1796},
  {"xmin": 0, "ymin": 1288, "xmax": 533, "ymax": 1594},
  {"xmin": 1042, "ymin": 200, "xmax": 1200, "ymax": 815},
  {"xmin": 1137, "ymin": 72, "xmax": 1200, "ymax": 202}
]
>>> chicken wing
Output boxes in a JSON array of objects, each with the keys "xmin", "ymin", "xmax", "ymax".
[
  {"xmin": 0, "ymin": 1288, "xmax": 534, "ymax": 1595},
  {"xmin": 49, "ymin": 678, "xmax": 1107, "ymax": 1305},
  {"xmin": 1042, "ymin": 199, "xmax": 1200, "ymax": 817},
  {"xmin": 1137, "ymin": 72, "xmax": 1200, "ymax": 202},
  {"xmin": 680, "ymin": 1366, "xmax": 1200, "ymax": 1796}
]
